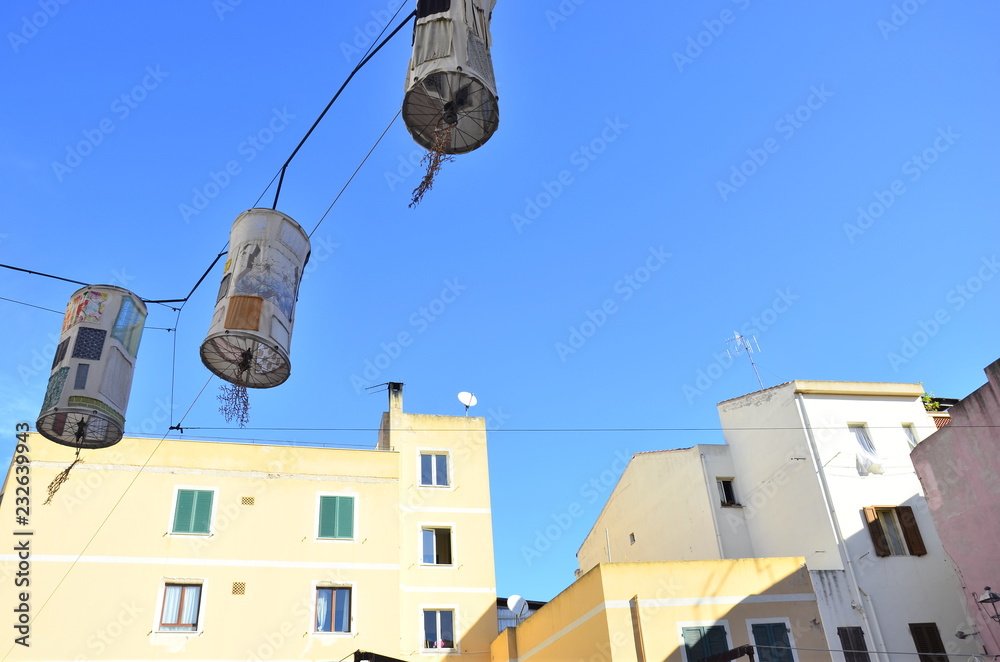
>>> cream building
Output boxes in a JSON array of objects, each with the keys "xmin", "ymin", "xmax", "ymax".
[
  {"xmin": 578, "ymin": 381, "xmax": 977, "ymax": 662},
  {"xmin": 0, "ymin": 383, "xmax": 497, "ymax": 661},
  {"xmin": 491, "ymin": 558, "xmax": 832, "ymax": 662}
]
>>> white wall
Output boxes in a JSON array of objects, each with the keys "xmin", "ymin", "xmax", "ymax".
[
  {"xmin": 717, "ymin": 384, "xmax": 842, "ymax": 571},
  {"xmin": 797, "ymin": 391, "xmax": 976, "ymax": 662}
]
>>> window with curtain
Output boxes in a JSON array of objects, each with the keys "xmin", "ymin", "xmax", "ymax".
[
  {"xmin": 420, "ymin": 453, "xmax": 449, "ymax": 486},
  {"xmin": 318, "ymin": 496, "xmax": 355, "ymax": 539},
  {"xmin": 850, "ymin": 424, "xmax": 884, "ymax": 475},
  {"xmin": 903, "ymin": 424, "xmax": 918, "ymax": 449},
  {"xmin": 423, "ymin": 609, "xmax": 455, "ymax": 649},
  {"xmin": 682, "ymin": 625, "xmax": 729, "ymax": 662},
  {"xmin": 422, "ymin": 528, "xmax": 453, "ymax": 564},
  {"xmin": 752, "ymin": 622, "xmax": 794, "ymax": 662},
  {"xmin": 172, "ymin": 489, "xmax": 214, "ymax": 534},
  {"xmin": 159, "ymin": 583, "xmax": 201, "ymax": 631},
  {"xmin": 315, "ymin": 587, "xmax": 351, "ymax": 633}
]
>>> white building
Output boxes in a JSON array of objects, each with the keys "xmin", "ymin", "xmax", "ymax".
[{"xmin": 578, "ymin": 380, "xmax": 977, "ymax": 662}]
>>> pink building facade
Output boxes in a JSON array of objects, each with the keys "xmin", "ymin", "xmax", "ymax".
[{"xmin": 911, "ymin": 358, "xmax": 1000, "ymax": 653}]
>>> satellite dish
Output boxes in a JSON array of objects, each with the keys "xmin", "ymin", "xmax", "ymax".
[
  {"xmin": 507, "ymin": 595, "xmax": 528, "ymax": 619},
  {"xmin": 457, "ymin": 391, "xmax": 477, "ymax": 415}
]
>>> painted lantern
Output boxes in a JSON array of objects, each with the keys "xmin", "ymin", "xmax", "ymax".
[
  {"xmin": 200, "ymin": 208, "xmax": 311, "ymax": 388},
  {"xmin": 402, "ymin": 0, "xmax": 499, "ymax": 154},
  {"xmin": 37, "ymin": 285, "xmax": 147, "ymax": 448}
]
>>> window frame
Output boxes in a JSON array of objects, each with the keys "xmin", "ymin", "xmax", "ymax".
[
  {"xmin": 313, "ymin": 583, "xmax": 354, "ymax": 635},
  {"xmin": 421, "ymin": 606, "xmax": 458, "ymax": 651},
  {"xmin": 418, "ymin": 450, "xmax": 452, "ymax": 488},
  {"xmin": 168, "ymin": 486, "xmax": 217, "ymax": 536},
  {"xmin": 157, "ymin": 581, "xmax": 204, "ymax": 633},
  {"xmin": 837, "ymin": 626, "xmax": 872, "ymax": 662},
  {"xmin": 908, "ymin": 623, "xmax": 948, "ymax": 662},
  {"xmin": 746, "ymin": 618, "xmax": 799, "ymax": 662},
  {"xmin": 716, "ymin": 478, "xmax": 739, "ymax": 507},
  {"xmin": 863, "ymin": 505, "xmax": 927, "ymax": 557},
  {"xmin": 849, "ymin": 423, "xmax": 878, "ymax": 456},
  {"xmin": 421, "ymin": 525, "xmax": 454, "ymax": 566},
  {"xmin": 315, "ymin": 493, "xmax": 357, "ymax": 542},
  {"xmin": 678, "ymin": 621, "xmax": 733, "ymax": 662}
]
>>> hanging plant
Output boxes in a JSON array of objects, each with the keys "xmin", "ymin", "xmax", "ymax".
[
  {"xmin": 45, "ymin": 449, "xmax": 81, "ymax": 505},
  {"xmin": 410, "ymin": 125, "xmax": 455, "ymax": 208},
  {"xmin": 218, "ymin": 383, "xmax": 251, "ymax": 428}
]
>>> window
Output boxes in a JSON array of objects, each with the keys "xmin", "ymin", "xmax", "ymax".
[
  {"xmin": 752, "ymin": 623, "xmax": 793, "ymax": 662},
  {"xmin": 111, "ymin": 295, "xmax": 146, "ymax": 357},
  {"xmin": 160, "ymin": 583, "xmax": 201, "ymax": 632},
  {"xmin": 318, "ymin": 496, "xmax": 355, "ymax": 539},
  {"xmin": 420, "ymin": 453, "xmax": 449, "ymax": 486},
  {"xmin": 903, "ymin": 424, "xmax": 918, "ymax": 449},
  {"xmin": 629, "ymin": 532, "xmax": 636, "ymax": 545},
  {"xmin": 863, "ymin": 506, "xmax": 926, "ymax": 557},
  {"xmin": 315, "ymin": 587, "xmax": 351, "ymax": 633},
  {"xmin": 909, "ymin": 623, "xmax": 948, "ymax": 662},
  {"xmin": 682, "ymin": 625, "xmax": 729, "ymax": 662},
  {"xmin": 850, "ymin": 424, "xmax": 877, "ymax": 454},
  {"xmin": 837, "ymin": 627, "xmax": 871, "ymax": 662},
  {"xmin": 416, "ymin": 0, "xmax": 450, "ymax": 18},
  {"xmin": 422, "ymin": 527, "xmax": 453, "ymax": 564},
  {"xmin": 717, "ymin": 479, "xmax": 738, "ymax": 506},
  {"xmin": 423, "ymin": 609, "xmax": 455, "ymax": 649},
  {"xmin": 172, "ymin": 489, "xmax": 214, "ymax": 534},
  {"xmin": 850, "ymin": 424, "xmax": 883, "ymax": 475}
]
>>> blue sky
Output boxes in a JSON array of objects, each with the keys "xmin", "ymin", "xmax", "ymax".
[{"xmin": 2, "ymin": 1, "xmax": 998, "ymax": 602}]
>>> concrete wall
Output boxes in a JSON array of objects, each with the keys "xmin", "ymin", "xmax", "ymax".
[
  {"xmin": 912, "ymin": 358, "xmax": 1000, "ymax": 654},
  {"xmin": 576, "ymin": 446, "xmax": 755, "ymax": 575},
  {"xmin": 493, "ymin": 558, "xmax": 832, "ymax": 662},
  {"xmin": 0, "ymin": 404, "xmax": 496, "ymax": 661}
]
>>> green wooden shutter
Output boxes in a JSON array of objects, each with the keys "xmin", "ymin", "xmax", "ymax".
[
  {"xmin": 683, "ymin": 627, "xmax": 704, "ymax": 662},
  {"xmin": 174, "ymin": 490, "xmax": 213, "ymax": 533},
  {"xmin": 753, "ymin": 623, "xmax": 792, "ymax": 662},
  {"xmin": 192, "ymin": 491, "xmax": 213, "ymax": 533},
  {"xmin": 336, "ymin": 496, "xmax": 354, "ymax": 539},
  {"xmin": 173, "ymin": 490, "xmax": 195, "ymax": 532},
  {"xmin": 704, "ymin": 626, "xmax": 728, "ymax": 657},
  {"xmin": 319, "ymin": 496, "xmax": 354, "ymax": 538},
  {"xmin": 319, "ymin": 497, "xmax": 337, "ymax": 537}
]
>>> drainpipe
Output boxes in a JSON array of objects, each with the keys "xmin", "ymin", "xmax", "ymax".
[
  {"xmin": 700, "ymin": 450, "xmax": 726, "ymax": 558},
  {"xmin": 794, "ymin": 393, "xmax": 888, "ymax": 662}
]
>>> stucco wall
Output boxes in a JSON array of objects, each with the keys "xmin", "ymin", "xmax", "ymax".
[
  {"xmin": 0, "ymin": 413, "xmax": 496, "ymax": 661},
  {"xmin": 911, "ymin": 358, "xmax": 1000, "ymax": 654}
]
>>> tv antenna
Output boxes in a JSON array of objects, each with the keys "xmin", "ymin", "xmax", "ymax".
[
  {"xmin": 457, "ymin": 391, "xmax": 477, "ymax": 416},
  {"xmin": 727, "ymin": 331, "xmax": 764, "ymax": 390}
]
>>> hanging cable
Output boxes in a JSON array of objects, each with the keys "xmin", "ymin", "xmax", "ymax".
[
  {"xmin": 270, "ymin": 9, "xmax": 416, "ymax": 209},
  {"xmin": 309, "ymin": 109, "xmax": 401, "ymax": 238}
]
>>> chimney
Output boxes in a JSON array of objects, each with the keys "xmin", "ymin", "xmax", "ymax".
[{"xmin": 388, "ymin": 382, "xmax": 404, "ymax": 412}]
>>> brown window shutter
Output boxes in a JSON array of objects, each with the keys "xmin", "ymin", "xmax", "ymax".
[
  {"xmin": 864, "ymin": 507, "xmax": 890, "ymax": 557},
  {"xmin": 224, "ymin": 295, "xmax": 263, "ymax": 331},
  {"xmin": 837, "ymin": 627, "xmax": 871, "ymax": 662},
  {"xmin": 897, "ymin": 506, "xmax": 927, "ymax": 556},
  {"xmin": 909, "ymin": 623, "xmax": 947, "ymax": 662}
]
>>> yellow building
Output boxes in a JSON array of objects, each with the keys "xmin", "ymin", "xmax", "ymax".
[
  {"xmin": 0, "ymin": 384, "xmax": 497, "ymax": 661},
  {"xmin": 491, "ymin": 558, "xmax": 832, "ymax": 662}
]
